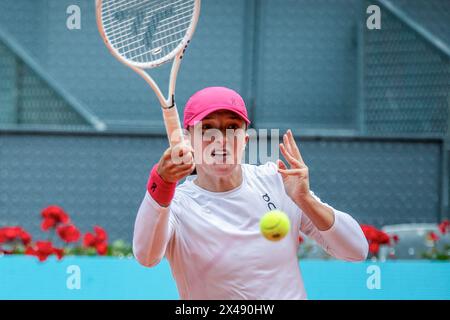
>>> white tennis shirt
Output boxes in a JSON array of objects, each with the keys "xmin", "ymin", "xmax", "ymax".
[{"xmin": 133, "ymin": 161, "xmax": 368, "ymax": 299}]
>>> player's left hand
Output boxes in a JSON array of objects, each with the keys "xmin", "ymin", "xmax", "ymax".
[{"xmin": 277, "ymin": 129, "xmax": 311, "ymax": 204}]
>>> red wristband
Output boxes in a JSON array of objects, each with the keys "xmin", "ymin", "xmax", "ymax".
[{"xmin": 147, "ymin": 164, "xmax": 177, "ymax": 206}]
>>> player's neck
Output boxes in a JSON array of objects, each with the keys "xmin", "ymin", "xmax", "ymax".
[{"xmin": 193, "ymin": 165, "xmax": 243, "ymax": 193}]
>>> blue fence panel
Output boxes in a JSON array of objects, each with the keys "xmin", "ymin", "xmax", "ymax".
[
  {"xmin": 0, "ymin": 1, "xmax": 44, "ymax": 60},
  {"xmin": 0, "ymin": 132, "xmax": 166, "ymax": 242},
  {"xmin": 300, "ymin": 138, "xmax": 441, "ymax": 226},
  {"xmin": 363, "ymin": 0, "xmax": 450, "ymax": 136},
  {"xmin": 255, "ymin": 0, "xmax": 360, "ymax": 130},
  {"xmin": 0, "ymin": 132, "xmax": 442, "ymax": 242},
  {"xmin": 0, "ymin": 0, "xmax": 363, "ymax": 130},
  {"xmin": 0, "ymin": 39, "xmax": 89, "ymax": 126},
  {"xmin": 0, "ymin": 41, "xmax": 16, "ymax": 124},
  {"xmin": 0, "ymin": 0, "xmax": 248, "ymax": 128},
  {"xmin": 387, "ymin": 0, "xmax": 450, "ymax": 49}
]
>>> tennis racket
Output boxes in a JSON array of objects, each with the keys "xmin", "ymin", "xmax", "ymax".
[{"xmin": 96, "ymin": 0, "xmax": 201, "ymax": 147}]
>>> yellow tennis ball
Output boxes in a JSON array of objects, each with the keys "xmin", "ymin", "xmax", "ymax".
[{"xmin": 260, "ymin": 210, "xmax": 290, "ymax": 241}]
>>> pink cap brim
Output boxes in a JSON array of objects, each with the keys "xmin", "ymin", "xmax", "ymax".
[{"xmin": 184, "ymin": 104, "xmax": 251, "ymax": 129}]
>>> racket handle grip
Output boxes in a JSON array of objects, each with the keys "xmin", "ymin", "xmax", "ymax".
[{"xmin": 162, "ymin": 106, "xmax": 184, "ymax": 147}]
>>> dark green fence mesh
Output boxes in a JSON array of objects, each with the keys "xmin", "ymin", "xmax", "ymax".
[
  {"xmin": 363, "ymin": 0, "xmax": 450, "ymax": 136},
  {"xmin": 0, "ymin": 41, "xmax": 87, "ymax": 126}
]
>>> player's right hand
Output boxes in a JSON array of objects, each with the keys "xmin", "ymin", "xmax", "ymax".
[{"xmin": 157, "ymin": 143, "xmax": 195, "ymax": 183}]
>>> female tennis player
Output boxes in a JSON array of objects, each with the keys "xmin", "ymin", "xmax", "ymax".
[{"xmin": 133, "ymin": 86, "xmax": 368, "ymax": 300}]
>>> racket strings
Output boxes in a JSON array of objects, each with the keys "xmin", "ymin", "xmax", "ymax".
[
  {"xmin": 101, "ymin": 0, "xmax": 178, "ymax": 30},
  {"xmin": 101, "ymin": 0, "xmax": 195, "ymax": 64},
  {"xmin": 106, "ymin": 6, "xmax": 192, "ymax": 49},
  {"xmin": 109, "ymin": 4, "xmax": 191, "ymax": 62},
  {"xmin": 101, "ymin": 0, "xmax": 169, "ymax": 23}
]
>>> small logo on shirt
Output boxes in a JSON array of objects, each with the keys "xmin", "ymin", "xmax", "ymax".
[{"xmin": 262, "ymin": 193, "xmax": 277, "ymax": 211}]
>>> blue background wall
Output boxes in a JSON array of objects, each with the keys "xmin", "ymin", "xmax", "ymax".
[
  {"xmin": 1, "ymin": 256, "xmax": 449, "ymax": 300},
  {"xmin": 0, "ymin": 132, "xmax": 442, "ymax": 242},
  {"xmin": 0, "ymin": 0, "xmax": 364, "ymax": 130}
]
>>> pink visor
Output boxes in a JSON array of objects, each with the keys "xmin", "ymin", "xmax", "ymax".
[{"xmin": 183, "ymin": 87, "xmax": 251, "ymax": 129}]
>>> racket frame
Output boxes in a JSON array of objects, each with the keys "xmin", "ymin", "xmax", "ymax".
[{"xmin": 96, "ymin": 0, "xmax": 201, "ymax": 146}]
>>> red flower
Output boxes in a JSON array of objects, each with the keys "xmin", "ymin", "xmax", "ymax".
[
  {"xmin": 83, "ymin": 232, "xmax": 96, "ymax": 247},
  {"xmin": 34, "ymin": 241, "xmax": 55, "ymax": 262},
  {"xmin": 369, "ymin": 242, "xmax": 380, "ymax": 254},
  {"xmin": 428, "ymin": 231, "xmax": 440, "ymax": 242},
  {"xmin": 360, "ymin": 224, "xmax": 398, "ymax": 258},
  {"xmin": 298, "ymin": 235, "xmax": 304, "ymax": 245},
  {"xmin": 392, "ymin": 234, "xmax": 400, "ymax": 244},
  {"xmin": 25, "ymin": 246, "xmax": 36, "ymax": 257},
  {"xmin": 25, "ymin": 241, "xmax": 64, "ymax": 262},
  {"xmin": 95, "ymin": 242, "xmax": 108, "ymax": 256},
  {"xmin": 41, "ymin": 219, "xmax": 56, "ymax": 231},
  {"xmin": 20, "ymin": 232, "xmax": 32, "ymax": 246},
  {"xmin": 94, "ymin": 226, "xmax": 107, "ymax": 243},
  {"xmin": 361, "ymin": 225, "xmax": 379, "ymax": 242},
  {"xmin": 0, "ymin": 227, "xmax": 32, "ymax": 245},
  {"xmin": 83, "ymin": 226, "xmax": 108, "ymax": 256},
  {"xmin": 57, "ymin": 224, "xmax": 81, "ymax": 243},
  {"xmin": 53, "ymin": 247, "xmax": 65, "ymax": 260},
  {"xmin": 36, "ymin": 241, "xmax": 55, "ymax": 260},
  {"xmin": 0, "ymin": 227, "xmax": 20, "ymax": 242},
  {"xmin": 41, "ymin": 206, "xmax": 70, "ymax": 231},
  {"xmin": 361, "ymin": 224, "xmax": 391, "ymax": 244},
  {"xmin": 1, "ymin": 227, "xmax": 16, "ymax": 242},
  {"xmin": 377, "ymin": 231, "xmax": 391, "ymax": 245},
  {"xmin": 438, "ymin": 220, "xmax": 449, "ymax": 235}
]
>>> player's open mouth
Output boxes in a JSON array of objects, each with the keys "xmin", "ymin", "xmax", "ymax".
[{"xmin": 211, "ymin": 149, "xmax": 230, "ymax": 158}]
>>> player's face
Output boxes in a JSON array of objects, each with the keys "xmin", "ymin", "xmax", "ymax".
[{"xmin": 189, "ymin": 110, "xmax": 248, "ymax": 176}]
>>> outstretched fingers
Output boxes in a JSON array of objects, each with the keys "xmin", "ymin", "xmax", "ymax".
[
  {"xmin": 286, "ymin": 130, "xmax": 305, "ymax": 166},
  {"xmin": 279, "ymin": 142, "xmax": 302, "ymax": 169}
]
